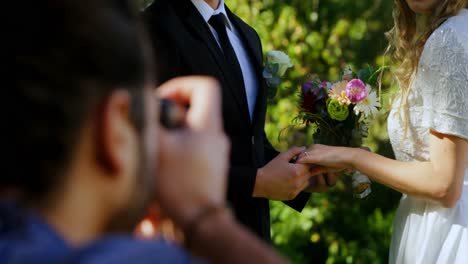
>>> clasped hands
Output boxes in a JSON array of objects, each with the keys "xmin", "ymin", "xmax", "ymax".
[
  {"xmin": 152, "ymin": 76, "xmax": 355, "ymax": 226},
  {"xmin": 252, "ymin": 145, "xmax": 345, "ymax": 201}
]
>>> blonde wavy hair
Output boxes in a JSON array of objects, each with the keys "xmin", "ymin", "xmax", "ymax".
[{"xmin": 385, "ymin": 0, "xmax": 467, "ymax": 135}]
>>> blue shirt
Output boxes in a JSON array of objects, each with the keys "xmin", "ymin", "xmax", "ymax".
[{"xmin": 0, "ymin": 203, "xmax": 199, "ymax": 264}]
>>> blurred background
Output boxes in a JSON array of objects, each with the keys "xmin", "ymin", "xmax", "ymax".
[{"xmin": 141, "ymin": 0, "xmax": 400, "ymax": 263}]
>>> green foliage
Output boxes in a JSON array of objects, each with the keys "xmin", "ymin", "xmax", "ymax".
[{"xmin": 141, "ymin": 0, "xmax": 401, "ymax": 262}]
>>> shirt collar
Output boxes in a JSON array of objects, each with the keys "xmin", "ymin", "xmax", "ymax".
[{"xmin": 191, "ymin": 0, "xmax": 232, "ymax": 30}]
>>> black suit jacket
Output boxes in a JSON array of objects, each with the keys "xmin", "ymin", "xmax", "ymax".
[{"xmin": 143, "ymin": 0, "xmax": 310, "ymax": 242}]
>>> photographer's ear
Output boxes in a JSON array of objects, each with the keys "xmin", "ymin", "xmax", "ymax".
[{"xmin": 96, "ymin": 89, "xmax": 138, "ymax": 177}]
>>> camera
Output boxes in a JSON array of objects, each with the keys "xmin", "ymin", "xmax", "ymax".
[{"xmin": 159, "ymin": 99, "xmax": 186, "ymax": 129}]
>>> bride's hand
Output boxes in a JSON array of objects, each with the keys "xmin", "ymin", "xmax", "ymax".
[{"xmin": 297, "ymin": 144, "xmax": 355, "ymax": 172}]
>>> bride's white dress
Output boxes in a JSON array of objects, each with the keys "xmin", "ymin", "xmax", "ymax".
[{"xmin": 387, "ymin": 9, "xmax": 468, "ymax": 263}]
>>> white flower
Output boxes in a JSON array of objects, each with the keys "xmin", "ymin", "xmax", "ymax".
[
  {"xmin": 365, "ymin": 84, "xmax": 372, "ymax": 93},
  {"xmin": 354, "ymin": 90, "xmax": 381, "ymax": 119},
  {"xmin": 265, "ymin": 50, "xmax": 293, "ymax": 77},
  {"xmin": 329, "ymin": 80, "xmax": 351, "ymax": 105}
]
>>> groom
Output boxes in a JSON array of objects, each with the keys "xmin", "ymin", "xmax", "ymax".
[{"xmin": 143, "ymin": 0, "xmax": 331, "ymax": 242}]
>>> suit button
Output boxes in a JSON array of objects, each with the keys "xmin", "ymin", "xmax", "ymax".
[{"xmin": 251, "ymin": 136, "xmax": 255, "ymax": 145}]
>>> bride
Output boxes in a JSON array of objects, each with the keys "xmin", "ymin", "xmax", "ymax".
[{"xmin": 298, "ymin": 0, "xmax": 468, "ymax": 263}]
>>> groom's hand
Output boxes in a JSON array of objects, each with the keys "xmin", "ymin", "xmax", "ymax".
[{"xmin": 253, "ymin": 146, "xmax": 320, "ymax": 201}]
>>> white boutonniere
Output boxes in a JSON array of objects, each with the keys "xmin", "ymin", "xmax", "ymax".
[{"xmin": 263, "ymin": 50, "xmax": 293, "ymax": 99}]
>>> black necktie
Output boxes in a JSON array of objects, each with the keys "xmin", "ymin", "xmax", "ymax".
[{"xmin": 208, "ymin": 14, "xmax": 247, "ymax": 106}]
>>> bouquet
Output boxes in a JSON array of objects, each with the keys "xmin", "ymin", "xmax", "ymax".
[{"xmin": 297, "ymin": 66, "xmax": 382, "ymax": 198}]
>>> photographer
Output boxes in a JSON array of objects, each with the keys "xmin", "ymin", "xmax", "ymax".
[{"xmin": 1, "ymin": 0, "xmax": 287, "ymax": 263}]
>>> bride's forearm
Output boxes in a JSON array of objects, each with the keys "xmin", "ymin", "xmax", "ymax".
[
  {"xmin": 299, "ymin": 133, "xmax": 466, "ymax": 206},
  {"xmin": 347, "ymin": 148, "xmax": 463, "ymax": 207}
]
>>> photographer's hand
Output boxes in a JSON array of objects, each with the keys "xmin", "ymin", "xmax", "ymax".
[{"xmin": 155, "ymin": 76, "xmax": 229, "ymax": 230}]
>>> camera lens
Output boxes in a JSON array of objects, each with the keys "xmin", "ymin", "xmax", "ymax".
[{"xmin": 159, "ymin": 99, "xmax": 185, "ymax": 129}]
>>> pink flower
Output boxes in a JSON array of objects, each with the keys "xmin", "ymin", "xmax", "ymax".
[{"xmin": 345, "ymin": 79, "xmax": 368, "ymax": 103}]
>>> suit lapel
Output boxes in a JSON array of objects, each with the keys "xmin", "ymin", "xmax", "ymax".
[
  {"xmin": 226, "ymin": 7, "xmax": 266, "ymax": 130},
  {"xmin": 178, "ymin": 2, "xmax": 251, "ymax": 125},
  {"xmin": 226, "ymin": 8, "xmax": 263, "ymax": 71},
  {"xmin": 185, "ymin": 11, "xmax": 225, "ymax": 69}
]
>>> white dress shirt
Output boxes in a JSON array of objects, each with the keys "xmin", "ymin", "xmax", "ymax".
[{"xmin": 191, "ymin": 0, "xmax": 258, "ymax": 120}]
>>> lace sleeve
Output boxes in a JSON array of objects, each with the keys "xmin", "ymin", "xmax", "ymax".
[{"xmin": 419, "ymin": 26, "xmax": 468, "ymax": 140}]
